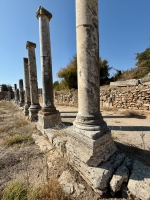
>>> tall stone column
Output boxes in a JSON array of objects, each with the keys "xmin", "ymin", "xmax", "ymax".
[
  {"xmin": 66, "ymin": 0, "xmax": 117, "ymax": 167},
  {"xmin": 19, "ymin": 79, "xmax": 25, "ymax": 107},
  {"xmin": 17, "ymin": 89, "xmax": 20, "ymax": 105},
  {"xmin": 36, "ymin": 6, "xmax": 60, "ymax": 132},
  {"xmin": 23, "ymin": 58, "xmax": 31, "ymax": 116},
  {"xmin": 14, "ymin": 84, "xmax": 18, "ymax": 104},
  {"xmin": 26, "ymin": 41, "xmax": 41, "ymax": 121}
]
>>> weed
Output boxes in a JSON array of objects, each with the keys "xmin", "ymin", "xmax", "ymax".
[
  {"xmin": 39, "ymin": 178, "xmax": 67, "ymax": 200},
  {"xmin": 3, "ymin": 134, "xmax": 34, "ymax": 147},
  {"xmin": 140, "ymin": 132, "xmax": 146, "ymax": 150},
  {"xmin": 2, "ymin": 179, "xmax": 68, "ymax": 200},
  {"xmin": 2, "ymin": 181, "xmax": 27, "ymax": 200}
]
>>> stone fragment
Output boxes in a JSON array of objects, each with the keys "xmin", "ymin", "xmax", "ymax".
[
  {"xmin": 32, "ymin": 134, "xmax": 53, "ymax": 152},
  {"xmin": 128, "ymin": 160, "xmax": 150, "ymax": 200},
  {"xmin": 110, "ymin": 164, "xmax": 129, "ymax": 193},
  {"xmin": 58, "ymin": 170, "xmax": 85, "ymax": 196}
]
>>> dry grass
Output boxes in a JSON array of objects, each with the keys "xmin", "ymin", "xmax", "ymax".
[
  {"xmin": 39, "ymin": 178, "xmax": 68, "ymax": 200},
  {"xmin": 2, "ymin": 134, "xmax": 34, "ymax": 147},
  {"xmin": 0, "ymin": 119, "xmax": 29, "ymax": 134},
  {"xmin": 2, "ymin": 178, "xmax": 69, "ymax": 200}
]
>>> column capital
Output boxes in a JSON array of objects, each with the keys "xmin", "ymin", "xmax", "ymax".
[
  {"xmin": 26, "ymin": 41, "xmax": 36, "ymax": 49},
  {"xmin": 36, "ymin": 6, "xmax": 52, "ymax": 21},
  {"xmin": 23, "ymin": 58, "xmax": 28, "ymax": 63}
]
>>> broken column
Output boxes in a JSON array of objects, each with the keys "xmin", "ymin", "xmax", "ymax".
[
  {"xmin": 66, "ymin": 0, "xmax": 117, "ymax": 167},
  {"xmin": 36, "ymin": 6, "xmax": 60, "ymax": 132},
  {"xmin": 26, "ymin": 41, "xmax": 41, "ymax": 121},
  {"xmin": 19, "ymin": 79, "xmax": 25, "ymax": 107},
  {"xmin": 23, "ymin": 58, "xmax": 31, "ymax": 116}
]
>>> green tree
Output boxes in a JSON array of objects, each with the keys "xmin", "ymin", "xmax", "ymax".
[
  {"xmin": 57, "ymin": 55, "xmax": 111, "ymax": 89},
  {"xmin": 57, "ymin": 56, "xmax": 77, "ymax": 89},
  {"xmin": 133, "ymin": 47, "xmax": 150, "ymax": 78},
  {"xmin": 99, "ymin": 58, "xmax": 112, "ymax": 85}
]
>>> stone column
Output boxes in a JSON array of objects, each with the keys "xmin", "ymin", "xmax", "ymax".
[
  {"xmin": 36, "ymin": 6, "xmax": 60, "ymax": 132},
  {"xmin": 26, "ymin": 41, "xmax": 41, "ymax": 121},
  {"xmin": 17, "ymin": 89, "xmax": 20, "ymax": 105},
  {"xmin": 66, "ymin": 0, "xmax": 117, "ymax": 167},
  {"xmin": 14, "ymin": 84, "xmax": 18, "ymax": 104},
  {"xmin": 19, "ymin": 79, "xmax": 25, "ymax": 107},
  {"xmin": 23, "ymin": 58, "xmax": 31, "ymax": 116}
]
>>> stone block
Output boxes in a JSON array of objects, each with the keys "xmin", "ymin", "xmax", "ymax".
[
  {"xmin": 65, "ymin": 150, "xmax": 125, "ymax": 194},
  {"xmin": 66, "ymin": 126, "xmax": 117, "ymax": 167},
  {"xmin": 128, "ymin": 160, "xmax": 150, "ymax": 200},
  {"xmin": 110, "ymin": 164, "xmax": 129, "ymax": 193},
  {"xmin": 110, "ymin": 79, "xmax": 139, "ymax": 87},
  {"xmin": 37, "ymin": 112, "xmax": 61, "ymax": 133}
]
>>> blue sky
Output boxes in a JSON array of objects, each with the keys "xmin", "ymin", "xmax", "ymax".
[{"xmin": 0, "ymin": 0, "xmax": 150, "ymax": 88}]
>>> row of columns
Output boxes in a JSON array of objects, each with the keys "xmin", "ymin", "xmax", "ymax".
[{"xmin": 13, "ymin": 3, "xmax": 116, "ymax": 167}]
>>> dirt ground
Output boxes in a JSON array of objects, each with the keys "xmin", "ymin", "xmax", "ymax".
[
  {"xmin": 0, "ymin": 101, "xmax": 100, "ymax": 200},
  {"xmin": 0, "ymin": 101, "xmax": 150, "ymax": 199}
]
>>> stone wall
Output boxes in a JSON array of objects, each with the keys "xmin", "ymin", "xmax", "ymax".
[
  {"xmin": 54, "ymin": 84, "xmax": 150, "ymax": 111},
  {"xmin": 54, "ymin": 89, "xmax": 78, "ymax": 107},
  {"xmin": 100, "ymin": 85, "xmax": 150, "ymax": 110}
]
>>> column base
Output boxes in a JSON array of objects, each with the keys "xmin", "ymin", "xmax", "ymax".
[
  {"xmin": 36, "ymin": 111, "xmax": 61, "ymax": 134},
  {"xmin": 66, "ymin": 123, "xmax": 117, "ymax": 167},
  {"xmin": 19, "ymin": 102, "xmax": 25, "ymax": 107},
  {"xmin": 29, "ymin": 108, "xmax": 39, "ymax": 121},
  {"xmin": 24, "ymin": 103, "xmax": 30, "ymax": 116}
]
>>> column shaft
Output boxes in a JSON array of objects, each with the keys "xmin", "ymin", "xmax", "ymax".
[
  {"xmin": 23, "ymin": 58, "xmax": 31, "ymax": 115},
  {"xmin": 19, "ymin": 79, "xmax": 24, "ymax": 106},
  {"xmin": 26, "ymin": 41, "xmax": 40, "ymax": 121},
  {"xmin": 36, "ymin": 6, "xmax": 56, "ymax": 114}
]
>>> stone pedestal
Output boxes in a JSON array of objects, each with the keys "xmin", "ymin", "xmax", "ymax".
[
  {"xmin": 36, "ymin": 6, "xmax": 60, "ymax": 129},
  {"xmin": 23, "ymin": 58, "xmax": 31, "ymax": 116},
  {"xmin": 66, "ymin": 0, "xmax": 116, "ymax": 167},
  {"xmin": 19, "ymin": 79, "xmax": 25, "ymax": 107},
  {"xmin": 26, "ymin": 41, "xmax": 41, "ymax": 121},
  {"xmin": 37, "ymin": 112, "xmax": 60, "ymax": 134}
]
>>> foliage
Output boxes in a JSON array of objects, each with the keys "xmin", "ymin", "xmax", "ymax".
[
  {"xmin": 54, "ymin": 55, "xmax": 112, "ymax": 90},
  {"xmin": 99, "ymin": 58, "xmax": 112, "ymax": 85},
  {"xmin": 134, "ymin": 47, "xmax": 150, "ymax": 78},
  {"xmin": 114, "ymin": 47, "xmax": 150, "ymax": 81},
  {"xmin": 57, "ymin": 55, "xmax": 77, "ymax": 89}
]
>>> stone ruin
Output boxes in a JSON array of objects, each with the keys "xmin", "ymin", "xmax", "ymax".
[{"xmin": 6, "ymin": 1, "xmax": 150, "ymax": 199}]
